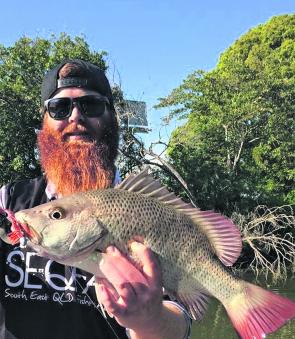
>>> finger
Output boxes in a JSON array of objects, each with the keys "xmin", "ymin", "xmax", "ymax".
[
  {"xmin": 95, "ymin": 282, "xmax": 113, "ymax": 318},
  {"xmin": 96, "ymin": 275, "xmax": 137, "ymax": 306},
  {"xmin": 100, "ymin": 246, "xmax": 148, "ymax": 288},
  {"xmin": 96, "ymin": 284, "xmax": 126, "ymax": 318},
  {"xmin": 114, "ymin": 282, "xmax": 137, "ymax": 306},
  {"xmin": 101, "ymin": 247, "xmax": 148, "ymax": 301},
  {"xmin": 130, "ymin": 241, "xmax": 162, "ymax": 285},
  {"xmin": 95, "ymin": 277, "xmax": 120, "ymax": 301}
]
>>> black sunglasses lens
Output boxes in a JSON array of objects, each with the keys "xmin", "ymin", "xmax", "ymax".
[
  {"xmin": 78, "ymin": 96, "xmax": 106, "ymax": 117},
  {"xmin": 47, "ymin": 98, "xmax": 71, "ymax": 120},
  {"xmin": 46, "ymin": 96, "xmax": 108, "ymax": 120}
]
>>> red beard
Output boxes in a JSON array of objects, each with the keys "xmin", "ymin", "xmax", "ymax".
[{"xmin": 37, "ymin": 118, "xmax": 118, "ymax": 196}]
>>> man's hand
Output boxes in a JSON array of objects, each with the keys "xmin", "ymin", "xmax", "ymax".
[{"xmin": 95, "ymin": 242, "xmax": 163, "ymax": 333}]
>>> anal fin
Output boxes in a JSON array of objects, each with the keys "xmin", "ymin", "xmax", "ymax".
[{"xmin": 168, "ymin": 289, "xmax": 210, "ymax": 321}]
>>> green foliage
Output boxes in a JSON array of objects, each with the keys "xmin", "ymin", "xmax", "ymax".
[
  {"xmin": 0, "ymin": 34, "xmax": 107, "ymax": 185},
  {"xmin": 157, "ymin": 14, "xmax": 295, "ymax": 214}
]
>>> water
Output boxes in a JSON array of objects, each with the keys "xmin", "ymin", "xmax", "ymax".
[{"xmin": 190, "ymin": 278, "xmax": 295, "ymax": 339}]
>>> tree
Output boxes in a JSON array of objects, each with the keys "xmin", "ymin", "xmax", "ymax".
[
  {"xmin": 0, "ymin": 34, "xmax": 107, "ymax": 185},
  {"xmin": 157, "ymin": 14, "xmax": 295, "ymax": 214}
]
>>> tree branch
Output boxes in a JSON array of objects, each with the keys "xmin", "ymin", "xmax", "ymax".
[{"xmin": 119, "ymin": 133, "xmax": 197, "ymax": 207}]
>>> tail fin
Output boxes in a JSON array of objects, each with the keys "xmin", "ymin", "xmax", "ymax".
[{"xmin": 225, "ymin": 282, "xmax": 295, "ymax": 339}]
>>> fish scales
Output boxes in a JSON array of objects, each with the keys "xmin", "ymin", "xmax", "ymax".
[
  {"xmin": 3, "ymin": 168, "xmax": 295, "ymax": 339},
  {"xmin": 86, "ymin": 188, "xmax": 218, "ymax": 295}
]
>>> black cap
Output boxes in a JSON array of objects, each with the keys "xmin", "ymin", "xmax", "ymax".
[{"xmin": 41, "ymin": 59, "xmax": 113, "ymax": 104}]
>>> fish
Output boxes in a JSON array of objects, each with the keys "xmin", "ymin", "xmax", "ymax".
[{"xmin": 2, "ymin": 169, "xmax": 295, "ymax": 339}]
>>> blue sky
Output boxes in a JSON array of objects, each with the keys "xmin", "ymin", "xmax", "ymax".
[{"xmin": 1, "ymin": 1, "xmax": 294, "ymax": 146}]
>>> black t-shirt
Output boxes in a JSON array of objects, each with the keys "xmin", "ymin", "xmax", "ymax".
[{"xmin": 0, "ymin": 177, "xmax": 127, "ymax": 339}]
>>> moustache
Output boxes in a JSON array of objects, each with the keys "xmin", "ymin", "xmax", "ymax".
[{"xmin": 61, "ymin": 124, "xmax": 95, "ymax": 142}]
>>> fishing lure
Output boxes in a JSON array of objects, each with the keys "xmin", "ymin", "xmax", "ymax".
[{"xmin": 0, "ymin": 207, "xmax": 29, "ymax": 247}]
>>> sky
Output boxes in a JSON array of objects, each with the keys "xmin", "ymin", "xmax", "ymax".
[{"xmin": 1, "ymin": 0, "xmax": 294, "ymax": 148}]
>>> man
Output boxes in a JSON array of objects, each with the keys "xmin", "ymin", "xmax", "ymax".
[{"xmin": 0, "ymin": 59, "xmax": 191, "ymax": 339}]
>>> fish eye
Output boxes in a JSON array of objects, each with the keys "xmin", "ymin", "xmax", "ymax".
[{"xmin": 49, "ymin": 208, "xmax": 65, "ymax": 220}]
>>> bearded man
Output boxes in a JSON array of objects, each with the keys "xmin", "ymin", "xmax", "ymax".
[{"xmin": 0, "ymin": 59, "xmax": 190, "ymax": 339}]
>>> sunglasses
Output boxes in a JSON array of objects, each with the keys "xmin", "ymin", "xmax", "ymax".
[{"xmin": 44, "ymin": 95, "xmax": 110, "ymax": 120}]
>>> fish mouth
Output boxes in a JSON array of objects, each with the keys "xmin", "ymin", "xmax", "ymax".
[
  {"xmin": 1, "ymin": 210, "xmax": 42, "ymax": 246},
  {"xmin": 13, "ymin": 217, "xmax": 42, "ymax": 244}
]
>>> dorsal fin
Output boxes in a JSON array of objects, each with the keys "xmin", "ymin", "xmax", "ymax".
[{"xmin": 116, "ymin": 168, "xmax": 242, "ymax": 266}]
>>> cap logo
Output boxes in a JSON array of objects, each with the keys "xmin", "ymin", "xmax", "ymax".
[{"xmin": 57, "ymin": 78, "xmax": 89, "ymax": 88}]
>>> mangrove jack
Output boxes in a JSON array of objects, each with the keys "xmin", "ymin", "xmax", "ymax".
[{"xmin": 1, "ymin": 169, "xmax": 295, "ymax": 339}]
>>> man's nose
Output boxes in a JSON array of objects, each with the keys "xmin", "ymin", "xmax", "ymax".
[{"xmin": 69, "ymin": 103, "xmax": 84, "ymax": 123}]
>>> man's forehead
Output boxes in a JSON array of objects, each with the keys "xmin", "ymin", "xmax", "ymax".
[{"xmin": 52, "ymin": 87, "xmax": 102, "ymax": 99}]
